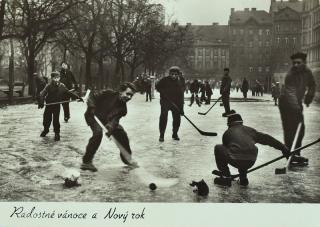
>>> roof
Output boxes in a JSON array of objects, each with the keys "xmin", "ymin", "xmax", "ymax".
[
  {"xmin": 229, "ymin": 10, "xmax": 272, "ymax": 25},
  {"xmin": 270, "ymin": 0, "xmax": 303, "ymax": 13},
  {"xmin": 188, "ymin": 25, "xmax": 229, "ymax": 45}
]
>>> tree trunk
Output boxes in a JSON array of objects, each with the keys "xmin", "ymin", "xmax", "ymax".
[
  {"xmin": 98, "ymin": 55, "xmax": 104, "ymax": 89},
  {"xmin": 113, "ymin": 59, "xmax": 121, "ymax": 89},
  {"xmin": 129, "ymin": 65, "xmax": 136, "ymax": 82},
  {"xmin": 8, "ymin": 39, "xmax": 14, "ymax": 104},
  {"xmin": 27, "ymin": 51, "xmax": 36, "ymax": 96},
  {"xmin": 85, "ymin": 53, "xmax": 92, "ymax": 89}
]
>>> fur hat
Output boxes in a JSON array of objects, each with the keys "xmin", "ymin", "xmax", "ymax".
[
  {"xmin": 51, "ymin": 71, "xmax": 60, "ymax": 78},
  {"xmin": 290, "ymin": 52, "xmax": 307, "ymax": 61},
  {"xmin": 169, "ymin": 66, "xmax": 181, "ymax": 73},
  {"xmin": 227, "ymin": 113, "xmax": 243, "ymax": 125}
]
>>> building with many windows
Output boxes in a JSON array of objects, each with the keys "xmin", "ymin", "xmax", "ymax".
[
  {"xmin": 302, "ymin": 0, "xmax": 320, "ymax": 89},
  {"xmin": 270, "ymin": 0, "xmax": 303, "ymax": 82},
  {"xmin": 186, "ymin": 23, "xmax": 229, "ymax": 78},
  {"xmin": 228, "ymin": 7, "xmax": 273, "ymax": 88}
]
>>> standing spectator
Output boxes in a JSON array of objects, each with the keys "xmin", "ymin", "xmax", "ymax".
[
  {"xmin": 271, "ymin": 82, "xmax": 281, "ymax": 106},
  {"xmin": 204, "ymin": 80, "xmax": 213, "ymax": 104},
  {"xmin": 241, "ymin": 77, "xmax": 249, "ymax": 101},
  {"xmin": 278, "ymin": 52, "xmax": 316, "ymax": 165},
  {"xmin": 145, "ymin": 77, "xmax": 152, "ymax": 102},
  {"xmin": 189, "ymin": 79, "xmax": 201, "ymax": 107},
  {"xmin": 220, "ymin": 68, "xmax": 233, "ymax": 117},
  {"xmin": 60, "ymin": 62, "xmax": 78, "ymax": 123},
  {"xmin": 156, "ymin": 66, "xmax": 184, "ymax": 142},
  {"xmin": 199, "ymin": 81, "xmax": 206, "ymax": 103},
  {"xmin": 33, "ymin": 72, "xmax": 48, "ymax": 107}
]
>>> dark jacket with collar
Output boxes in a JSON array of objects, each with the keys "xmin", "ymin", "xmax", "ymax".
[{"xmin": 222, "ymin": 123, "xmax": 286, "ymax": 161}]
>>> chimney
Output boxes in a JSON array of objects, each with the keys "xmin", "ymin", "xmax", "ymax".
[
  {"xmin": 212, "ymin": 22, "xmax": 219, "ymax": 26},
  {"xmin": 231, "ymin": 8, "xmax": 235, "ymax": 13},
  {"xmin": 244, "ymin": 8, "xmax": 249, "ymax": 12},
  {"xmin": 252, "ymin": 8, "xmax": 256, "ymax": 11},
  {"xmin": 187, "ymin": 23, "xmax": 192, "ymax": 26}
]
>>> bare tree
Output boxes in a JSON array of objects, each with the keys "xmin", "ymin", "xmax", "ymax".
[
  {"xmin": 0, "ymin": 0, "xmax": 5, "ymax": 39},
  {"xmin": 5, "ymin": 0, "xmax": 82, "ymax": 95}
]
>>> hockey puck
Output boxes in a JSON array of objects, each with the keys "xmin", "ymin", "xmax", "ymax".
[{"xmin": 149, "ymin": 183, "xmax": 157, "ymax": 191}]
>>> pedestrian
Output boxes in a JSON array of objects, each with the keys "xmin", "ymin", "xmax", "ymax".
[
  {"xmin": 213, "ymin": 113, "xmax": 290, "ymax": 187},
  {"xmin": 156, "ymin": 66, "xmax": 184, "ymax": 142},
  {"xmin": 271, "ymin": 82, "xmax": 280, "ymax": 106},
  {"xmin": 278, "ymin": 52, "xmax": 316, "ymax": 165},
  {"xmin": 185, "ymin": 80, "xmax": 191, "ymax": 94},
  {"xmin": 38, "ymin": 72, "xmax": 83, "ymax": 141},
  {"xmin": 33, "ymin": 72, "xmax": 48, "ymax": 107},
  {"xmin": 60, "ymin": 62, "xmax": 78, "ymax": 123},
  {"xmin": 81, "ymin": 82, "xmax": 137, "ymax": 172},
  {"xmin": 220, "ymin": 68, "xmax": 233, "ymax": 117},
  {"xmin": 199, "ymin": 81, "xmax": 206, "ymax": 103},
  {"xmin": 241, "ymin": 77, "xmax": 249, "ymax": 101},
  {"xmin": 189, "ymin": 79, "xmax": 201, "ymax": 107},
  {"xmin": 145, "ymin": 77, "xmax": 152, "ymax": 102},
  {"xmin": 204, "ymin": 80, "xmax": 213, "ymax": 104}
]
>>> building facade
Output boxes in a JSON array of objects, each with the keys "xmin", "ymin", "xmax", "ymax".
[
  {"xmin": 229, "ymin": 8, "xmax": 273, "ymax": 89},
  {"xmin": 186, "ymin": 24, "xmax": 229, "ymax": 79},
  {"xmin": 270, "ymin": 0, "xmax": 303, "ymax": 83},
  {"xmin": 302, "ymin": 0, "xmax": 320, "ymax": 90}
]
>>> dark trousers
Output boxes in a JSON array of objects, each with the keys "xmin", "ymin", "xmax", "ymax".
[
  {"xmin": 205, "ymin": 95, "xmax": 211, "ymax": 104},
  {"xmin": 146, "ymin": 90, "xmax": 152, "ymax": 102},
  {"xmin": 62, "ymin": 102, "xmax": 70, "ymax": 119},
  {"xmin": 83, "ymin": 121, "xmax": 132, "ymax": 164},
  {"xmin": 189, "ymin": 93, "xmax": 200, "ymax": 106},
  {"xmin": 274, "ymin": 97, "xmax": 279, "ymax": 105},
  {"xmin": 279, "ymin": 100, "xmax": 305, "ymax": 155},
  {"xmin": 43, "ymin": 105, "xmax": 60, "ymax": 133},
  {"xmin": 243, "ymin": 92, "xmax": 247, "ymax": 99},
  {"xmin": 159, "ymin": 105, "xmax": 181, "ymax": 136},
  {"xmin": 214, "ymin": 145, "xmax": 255, "ymax": 178},
  {"xmin": 222, "ymin": 95, "xmax": 230, "ymax": 113}
]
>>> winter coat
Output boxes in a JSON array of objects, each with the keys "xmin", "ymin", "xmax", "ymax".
[
  {"xmin": 34, "ymin": 76, "xmax": 48, "ymax": 96},
  {"xmin": 60, "ymin": 69, "xmax": 77, "ymax": 90},
  {"xmin": 84, "ymin": 89, "xmax": 127, "ymax": 127},
  {"xmin": 271, "ymin": 85, "xmax": 280, "ymax": 98},
  {"xmin": 279, "ymin": 66, "xmax": 316, "ymax": 111},
  {"xmin": 222, "ymin": 123, "xmax": 286, "ymax": 161},
  {"xmin": 189, "ymin": 80, "xmax": 200, "ymax": 93},
  {"xmin": 155, "ymin": 76, "xmax": 184, "ymax": 111},
  {"xmin": 205, "ymin": 83, "xmax": 213, "ymax": 96},
  {"xmin": 241, "ymin": 79, "xmax": 249, "ymax": 93},
  {"xmin": 220, "ymin": 75, "xmax": 232, "ymax": 96},
  {"xmin": 40, "ymin": 82, "xmax": 79, "ymax": 104}
]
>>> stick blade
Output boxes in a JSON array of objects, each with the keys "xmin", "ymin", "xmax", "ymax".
[
  {"xmin": 198, "ymin": 112, "xmax": 206, "ymax": 115},
  {"xmin": 200, "ymin": 131, "xmax": 217, "ymax": 136},
  {"xmin": 275, "ymin": 168, "xmax": 286, "ymax": 175}
]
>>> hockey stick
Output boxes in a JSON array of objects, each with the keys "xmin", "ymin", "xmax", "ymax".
[
  {"xmin": 198, "ymin": 96, "xmax": 222, "ymax": 115},
  {"xmin": 94, "ymin": 115, "xmax": 178, "ymax": 187},
  {"xmin": 212, "ymin": 137, "xmax": 320, "ymax": 179},
  {"xmin": 275, "ymin": 122, "xmax": 302, "ymax": 174},
  {"xmin": 163, "ymin": 96, "xmax": 217, "ymax": 136},
  {"xmin": 44, "ymin": 89, "xmax": 83, "ymax": 106}
]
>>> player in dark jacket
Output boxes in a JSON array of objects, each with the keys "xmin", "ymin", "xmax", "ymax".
[
  {"xmin": 220, "ymin": 68, "xmax": 233, "ymax": 117},
  {"xmin": 156, "ymin": 66, "xmax": 184, "ymax": 142},
  {"xmin": 60, "ymin": 62, "xmax": 78, "ymax": 123},
  {"xmin": 33, "ymin": 72, "xmax": 48, "ymax": 107},
  {"xmin": 204, "ymin": 80, "xmax": 213, "ymax": 104},
  {"xmin": 81, "ymin": 82, "xmax": 137, "ymax": 172},
  {"xmin": 39, "ymin": 72, "xmax": 83, "ymax": 141},
  {"xmin": 189, "ymin": 79, "xmax": 201, "ymax": 107},
  {"xmin": 213, "ymin": 113, "xmax": 289, "ymax": 187},
  {"xmin": 279, "ymin": 52, "xmax": 316, "ymax": 165}
]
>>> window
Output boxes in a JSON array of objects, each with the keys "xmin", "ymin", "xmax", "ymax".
[
  {"xmin": 240, "ymin": 29, "xmax": 244, "ymax": 35},
  {"xmin": 259, "ymin": 29, "xmax": 263, "ymax": 35},
  {"xmin": 233, "ymin": 29, "xmax": 237, "ymax": 35},
  {"xmin": 293, "ymin": 37, "xmax": 296, "ymax": 44},
  {"xmin": 258, "ymin": 67, "xmax": 262, "ymax": 72},
  {"xmin": 277, "ymin": 37, "xmax": 280, "ymax": 44},
  {"xmin": 266, "ymin": 66, "xmax": 270, "ymax": 72},
  {"xmin": 266, "ymin": 29, "xmax": 270, "ymax": 35},
  {"xmin": 249, "ymin": 29, "xmax": 253, "ymax": 35},
  {"xmin": 266, "ymin": 41, "xmax": 270, "ymax": 47},
  {"xmin": 249, "ymin": 67, "xmax": 254, "ymax": 72},
  {"xmin": 249, "ymin": 41, "xmax": 253, "ymax": 47},
  {"xmin": 276, "ymin": 24, "xmax": 280, "ymax": 31},
  {"xmin": 285, "ymin": 37, "xmax": 289, "ymax": 44},
  {"xmin": 221, "ymin": 49, "xmax": 225, "ymax": 56}
]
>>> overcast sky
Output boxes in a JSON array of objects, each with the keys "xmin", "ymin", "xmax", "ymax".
[{"xmin": 152, "ymin": 0, "xmax": 271, "ymax": 25}]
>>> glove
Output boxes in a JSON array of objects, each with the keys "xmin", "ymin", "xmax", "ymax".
[
  {"xmin": 180, "ymin": 109, "xmax": 184, "ymax": 116},
  {"xmin": 38, "ymin": 103, "xmax": 44, "ymax": 109},
  {"xmin": 304, "ymin": 94, "xmax": 313, "ymax": 107},
  {"xmin": 77, "ymin": 97, "xmax": 84, "ymax": 102},
  {"xmin": 281, "ymin": 145, "xmax": 290, "ymax": 159},
  {"xmin": 105, "ymin": 122, "xmax": 115, "ymax": 137}
]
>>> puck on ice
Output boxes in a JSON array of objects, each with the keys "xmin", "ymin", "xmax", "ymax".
[{"xmin": 149, "ymin": 183, "xmax": 157, "ymax": 190}]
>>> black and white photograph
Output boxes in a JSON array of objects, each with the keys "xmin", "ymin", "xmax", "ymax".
[{"xmin": 0, "ymin": 0, "xmax": 319, "ymax": 226}]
